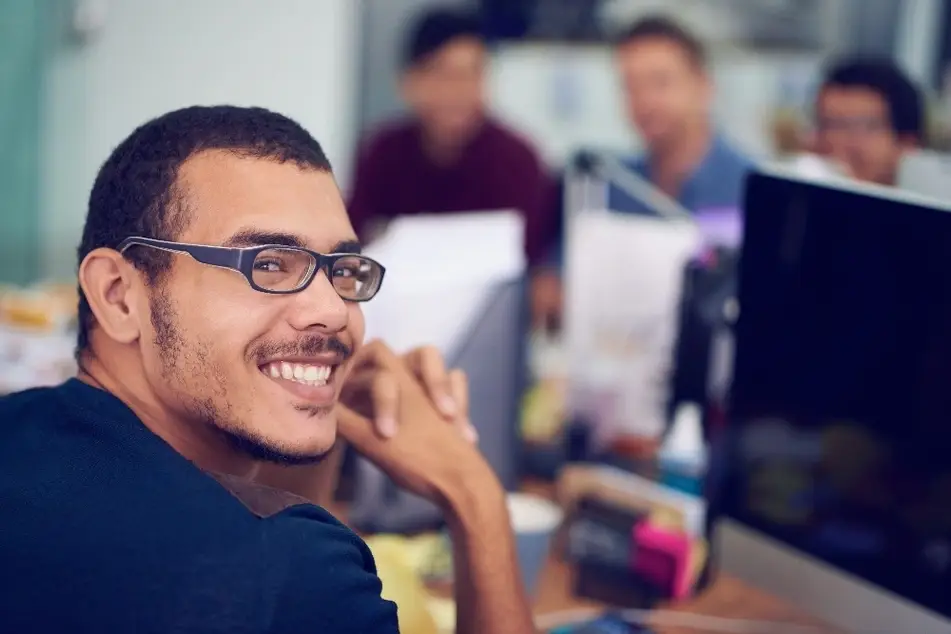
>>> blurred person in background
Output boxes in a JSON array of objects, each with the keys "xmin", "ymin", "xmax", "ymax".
[
  {"xmin": 612, "ymin": 15, "xmax": 752, "ymax": 207},
  {"xmin": 0, "ymin": 106, "xmax": 534, "ymax": 634},
  {"xmin": 348, "ymin": 7, "xmax": 556, "ymax": 265},
  {"xmin": 531, "ymin": 15, "xmax": 751, "ymax": 329},
  {"xmin": 813, "ymin": 57, "xmax": 924, "ymax": 186}
]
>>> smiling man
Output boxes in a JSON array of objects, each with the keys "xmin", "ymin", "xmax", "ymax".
[
  {"xmin": 0, "ymin": 106, "xmax": 533, "ymax": 633},
  {"xmin": 814, "ymin": 57, "xmax": 924, "ymax": 186}
]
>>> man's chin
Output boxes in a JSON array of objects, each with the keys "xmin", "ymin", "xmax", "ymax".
[{"xmin": 216, "ymin": 425, "xmax": 337, "ymax": 466}]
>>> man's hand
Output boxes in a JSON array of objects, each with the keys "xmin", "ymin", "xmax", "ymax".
[
  {"xmin": 339, "ymin": 342, "xmax": 478, "ymax": 445},
  {"xmin": 340, "ymin": 341, "xmax": 535, "ymax": 634},
  {"xmin": 530, "ymin": 269, "xmax": 562, "ymax": 332},
  {"xmin": 338, "ymin": 340, "xmax": 496, "ymax": 506}
]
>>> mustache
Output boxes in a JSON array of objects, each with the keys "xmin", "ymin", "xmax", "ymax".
[{"xmin": 251, "ymin": 336, "xmax": 353, "ymax": 363}]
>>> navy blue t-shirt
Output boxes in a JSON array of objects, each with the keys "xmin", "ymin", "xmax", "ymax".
[{"xmin": 0, "ymin": 379, "xmax": 399, "ymax": 633}]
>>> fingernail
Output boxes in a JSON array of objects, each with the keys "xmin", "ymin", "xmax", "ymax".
[
  {"xmin": 377, "ymin": 416, "xmax": 397, "ymax": 438},
  {"xmin": 464, "ymin": 424, "xmax": 479, "ymax": 444},
  {"xmin": 438, "ymin": 395, "xmax": 456, "ymax": 416}
]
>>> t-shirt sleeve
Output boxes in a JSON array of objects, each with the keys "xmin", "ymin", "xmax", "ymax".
[{"xmin": 266, "ymin": 507, "xmax": 399, "ymax": 633}]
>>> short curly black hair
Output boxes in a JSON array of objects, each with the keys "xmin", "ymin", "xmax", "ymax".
[
  {"xmin": 403, "ymin": 7, "xmax": 483, "ymax": 69},
  {"xmin": 75, "ymin": 105, "xmax": 332, "ymax": 358},
  {"xmin": 820, "ymin": 57, "xmax": 925, "ymax": 142}
]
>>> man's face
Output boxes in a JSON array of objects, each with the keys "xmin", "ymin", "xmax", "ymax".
[
  {"xmin": 137, "ymin": 151, "xmax": 364, "ymax": 464},
  {"xmin": 403, "ymin": 36, "xmax": 486, "ymax": 142},
  {"xmin": 815, "ymin": 86, "xmax": 912, "ymax": 185},
  {"xmin": 616, "ymin": 37, "xmax": 710, "ymax": 149}
]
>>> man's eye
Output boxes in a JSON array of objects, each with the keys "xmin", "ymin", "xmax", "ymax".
[{"xmin": 254, "ymin": 259, "xmax": 283, "ymax": 273}]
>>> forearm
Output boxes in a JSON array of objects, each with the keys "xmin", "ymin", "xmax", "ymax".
[{"xmin": 442, "ymin": 474, "xmax": 535, "ymax": 634}]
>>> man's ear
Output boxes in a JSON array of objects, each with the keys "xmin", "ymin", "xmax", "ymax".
[{"xmin": 78, "ymin": 248, "xmax": 144, "ymax": 346}]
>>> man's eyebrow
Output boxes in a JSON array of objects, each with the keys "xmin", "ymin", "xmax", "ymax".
[
  {"xmin": 222, "ymin": 229, "xmax": 362, "ymax": 254},
  {"xmin": 222, "ymin": 229, "xmax": 307, "ymax": 248},
  {"xmin": 330, "ymin": 240, "xmax": 362, "ymax": 255}
]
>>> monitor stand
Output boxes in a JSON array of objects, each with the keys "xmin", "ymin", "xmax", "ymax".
[{"xmin": 714, "ymin": 518, "xmax": 951, "ymax": 633}]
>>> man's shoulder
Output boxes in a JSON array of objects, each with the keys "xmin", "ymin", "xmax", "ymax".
[
  {"xmin": 0, "ymin": 382, "xmax": 65, "ymax": 413},
  {"xmin": 264, "ymin": 505, "xmax": 399, "ymax": 632},
  {"xmin": 710, "ymin": 134, "xmax": 756, "ymax": 173},
  {"xmin": 0, "ymin": 381, "xmax": 84, "ymax": 444}
]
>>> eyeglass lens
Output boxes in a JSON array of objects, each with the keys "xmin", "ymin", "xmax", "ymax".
[{"xmin": 250, "ymin": 248, "xmax": 380, "ymax": 299}]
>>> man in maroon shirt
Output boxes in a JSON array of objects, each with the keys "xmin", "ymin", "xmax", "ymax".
[{"xmin": 348, "ymin": 8, "xmax": 555, "ymax": 265}]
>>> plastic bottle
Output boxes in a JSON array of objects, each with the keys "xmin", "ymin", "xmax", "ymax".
[{"xmin": 657, "ymin": 402, "xmax": 707, "ymax": 496}]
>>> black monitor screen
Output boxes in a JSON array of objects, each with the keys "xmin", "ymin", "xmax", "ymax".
[{"xmin": 712, "ymin": 171, "xmax": 951, "ymax": 618}]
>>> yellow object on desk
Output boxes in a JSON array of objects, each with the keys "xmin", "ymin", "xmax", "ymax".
[
  {"xmin": 520, "ymin": 378, "xmax": 568, "ymax": 443},
  {"xmin": 365, "ymin": 535, "xmax": 454, "ymax": 634}
]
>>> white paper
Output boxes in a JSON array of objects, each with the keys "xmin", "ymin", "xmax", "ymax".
[
  {"xmin": 564, "ymin": 210, "xmax": 700, "ymax": 440},
  {"xmin": 360, "ymin": 211, "xmax": 525, "ymax": 356}
]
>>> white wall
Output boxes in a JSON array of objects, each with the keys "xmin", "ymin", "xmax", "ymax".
[{"xmin": 39, "ymin": 0, "xmax": 360, "ymax": 281}]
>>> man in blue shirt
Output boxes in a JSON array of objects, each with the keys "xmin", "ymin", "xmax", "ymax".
[
  {"xmin": 610, "ymin": 15, "xmax": 752, "ymax": 211},
  {"xmin": 531, "ymin": 16, "xmax": 752, "ymax": 326},
  {"xmin": 0, "ymin": 106, "xmax": 534, "ymax": 633}
]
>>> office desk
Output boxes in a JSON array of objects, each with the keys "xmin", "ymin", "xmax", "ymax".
[
  {"xmin": 335, "ymin": 480, "xmax": 838, "ymax": 633},
  {"xmin": 429, "ymin": 480, "xmax": 839, "ymax": 632},
  {"xmin": 533, "ymin": 554, "xmax": 840, "ymax": 633}
]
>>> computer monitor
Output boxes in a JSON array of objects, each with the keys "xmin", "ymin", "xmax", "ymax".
[{"xmin": 707, "ymin": 168, "xmax": 951, "ymax": 633}]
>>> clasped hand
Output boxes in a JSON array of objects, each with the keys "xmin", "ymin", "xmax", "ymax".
[{"xmin": 338, "ymin": 340, "xmax": 495, "ymax": 505}]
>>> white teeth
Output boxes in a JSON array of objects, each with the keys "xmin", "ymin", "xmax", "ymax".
[{"xmin": 263, "ymin": 361, "xmax": 332, "ymax": 387}]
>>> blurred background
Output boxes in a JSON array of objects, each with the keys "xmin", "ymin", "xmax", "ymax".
[
  {"xmin": 1, "ymin": 0, "xmax": 949, "ymax": 286},
  {"xmin": 4, "ymin": 0, "xmax": 951, "ymax": 398},
  {"xmin": 5, "ymin": 2, "xmax": 951, "ymax": 632}
]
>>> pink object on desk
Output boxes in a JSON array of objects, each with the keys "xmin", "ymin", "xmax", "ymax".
[{"xmin": 630, "ymin": 520, "xmax": 693, "ymax": 599}]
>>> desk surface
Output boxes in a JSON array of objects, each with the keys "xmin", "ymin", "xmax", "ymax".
[
  {"xmin": 521, "ymin": 477, "xmax": 837, "ymax": 632},
  {"xmin": 334, "ymin": 482, "xmax": 838, "ymax": 633},
  {"xmin": 533, "ymin": 554, "xmax": 839, "ymax": 633}
]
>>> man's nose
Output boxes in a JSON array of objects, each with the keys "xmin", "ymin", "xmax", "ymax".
[{"xmin": 286, "ymin": 271, "xmax": 349, "ymax": 333}]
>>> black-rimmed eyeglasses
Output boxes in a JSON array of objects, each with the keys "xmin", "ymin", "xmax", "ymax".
[{"xmin": 117, "ymin": 237, "xmax": 385, "ymax": 302}]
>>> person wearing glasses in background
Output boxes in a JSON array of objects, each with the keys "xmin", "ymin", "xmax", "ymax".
[
  {"xmin": 0, "ymin": 106, "xmax": 535, "ymax": 634},
  {"xmin": 531, "ymin": 15, "xmax": 752, "ymax": 328},
  {"xmin": 813, "ymin": 57, "xmax": 925, "ymax": 186},
  {"xmin": 347, "ymin": 7, "xmax": 556, "ymax": 266}
]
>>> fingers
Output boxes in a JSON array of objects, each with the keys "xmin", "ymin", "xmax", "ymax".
[
  {"xmin": 448, "ymin": 368, "xmax": 478, "ymax": 444},
  {"xmin": 404, "ymin": 346, "xmax": 456, "ymax": 418},
  {"xmin": 356, "ymin": 339, "xmax": 404, "ymax": 372},
  {"xmin": 369, "ymin": 372, "xmax": 399, "ymax": 439}
]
